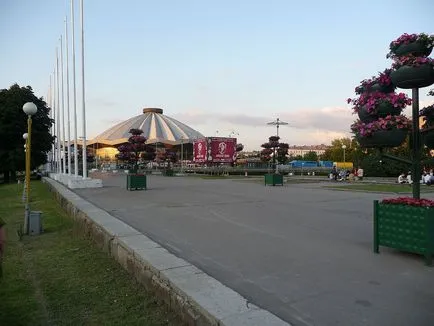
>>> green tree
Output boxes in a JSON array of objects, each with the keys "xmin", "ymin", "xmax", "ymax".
[
  {"xmin": 303, "ymin": 151, "xmax": 318, "ymax": 161},
  {"xmin": 0, "ymin": 84, "xmax": 54, "ymax": 183}
]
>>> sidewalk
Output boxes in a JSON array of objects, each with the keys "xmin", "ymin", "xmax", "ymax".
[{"xmin": 71, "ymin": 173, "xmax": 434, "ymax": 326}]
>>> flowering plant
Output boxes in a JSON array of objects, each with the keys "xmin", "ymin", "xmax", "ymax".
[
  {"xmin": 347, "ymin": 91, "xmax": 411, "ymax": 114},
  {"xmin": 116, "ymin": 128, "xmax": 156, "ymax": 170},
  {"xmin": 391, "ymin": 55, "xmax": 434, "ymax": 69},
  {"xmin": 355, "ymin": 69, "xmax": 393, "ymax": 94},
  {"xmin": 382, "ymin": 197, "xmax": 434, "ymax": 207},
  {"xmin": 351, "ymin": 115, "xmax": 411, "ymax": 137},
  {"xmin": 387, "ymin": 33, "xmax": 434, "ymax": 58}
]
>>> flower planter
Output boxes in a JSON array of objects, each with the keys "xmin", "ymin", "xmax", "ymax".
[
  {"xmin": 373, "ymin": 200, "xmax": 434, "ymax": 266},
  {"xmin": 370, "ymin": 83, "xmax": 395, "ymax": 93},
  {"xmin": 264, "ymin": 173, "xmax": 283, "ymax": 186},
  {"xmin": 358, "ymin": 102, "xmax": 401, "ymax": 123},
  {"xmin": 357, "ymin": 129, "xmax": 408, "ymax": 148},
  {"xmin": 391, "ymin": 64, "xmax": 434, "ymax": 89},
  {"xmin": 126, "ymin": 174, "xmax": 147, "ymax": 191},
  {"xmin": 422, "ymin": 128, "xmax": 434, "ymax": 149},
  {"xmin": 393, "ymin": 41, "xmax": 433, "ymax": 57}
]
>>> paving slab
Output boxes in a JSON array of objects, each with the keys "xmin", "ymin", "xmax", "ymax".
[{"xmin": 73, "ymin": 173, "xmax": 434, "ymax": 326}]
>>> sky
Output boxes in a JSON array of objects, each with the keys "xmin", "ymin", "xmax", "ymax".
[{"xmin": 1, "ymin": 0, "xmax": 433, "ymax": 151}]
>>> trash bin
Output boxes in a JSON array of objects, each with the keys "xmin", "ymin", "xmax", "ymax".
[{"xmin": 28, "ymin": 211, "xmax": 43, "ymax": 236}]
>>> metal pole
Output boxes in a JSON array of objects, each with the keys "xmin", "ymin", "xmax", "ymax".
[
  {"xmin": 56, "ymin": 47, "xmax": 62, "ymax": 174},
  {"xmin": 25, "ymin": 116, "xmax": 32, "ymax": 205},
  {"xmin": 181, "ymin": 139, "xmax": 184, "ymax": 174},
  {"xmin": 71, "ymin": 0, "xmax": 78, "ymax": 176},
  {"xmin": 60, "ymin": 35, "xmax": 66, "ymax": 174},
  {"xmin": 411, "ymin": 88, "xmax": 421, "ymax": 199},
  {"xmin": 80, "ymin": 0, "xmax": 88, "ymax": 178},
  {"xmin": 65, "ymin": 17, "xmax": 72, "ymax": 175},
  {"xmin": 343, "ymin": 148, "xmax": 346, "ymax": 163},
  {"xmin": 50, "ymin": 73, "xmax": 55, "ymax": 172}
]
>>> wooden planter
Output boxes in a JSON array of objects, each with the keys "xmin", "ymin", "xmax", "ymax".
[
  {"xmin": 357, "ymin": 129, "xmax": 408, "ymax": 148},
  {"xmin": 390, "ymin": 64, "xmax": 434, "ymax": 89},
  {"xmin": 357, "ymin": 102, "xmax": 402, "ymax": 123},
  {"xmin": 126, "ymin": 174, "xmax": 147, "ymax": 191},
  {"xmin": 264, "ymin": 173, "xmax": 283, "ymax": 186},
  {"xmin": 373, "ymin": 200, "xmax": 434, "ymax": 266},
  {"xmin": 393, "ymin": 41, "xmax": 433, "ymax": 57}
]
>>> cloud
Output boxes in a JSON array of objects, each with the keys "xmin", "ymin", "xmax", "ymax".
[
  {"xmin": 277, "ymin": 106, "xmax": 354, "ymax": 133},
  {"xmin": 174, "ymin": 106, "xmax": 354, "ymax": 134},
  {"xmin": 172, "ymin": 111, "xmax": 268, "ymax": 126}
]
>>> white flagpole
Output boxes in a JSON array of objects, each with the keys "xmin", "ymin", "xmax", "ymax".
[
  {"xmin": 49, "ymin": 74, "xmax": 54, "ymax": 172},
  {"xmin": 65, "ymin": 17, "xmax": 72, "ymax": 175},
  {"xmin": 60, "ymin": 35, "xmax": 66, "ymax": 174},
  {"xmin": 53, "ymin": 65, "xmax": 57, "ymax": 173},
  {"xmin": 80, "ymin": 0, "xmax": 88, "ymax": 179},
  {"xmin": 71, "ymin": 0, "xmax": 79, "ymax": 176},
  {"xmin": 56, "ymin": 47, "xmax": 62, "ymax": 174}
]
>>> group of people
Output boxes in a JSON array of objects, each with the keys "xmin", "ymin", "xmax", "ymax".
[
  {"xmin": 330, "ymin": 166, "xmax": 364, "ymax": 181},
  {"xmin": 398, "ymin": 169, "xmax": 434, "ymax": 185}
]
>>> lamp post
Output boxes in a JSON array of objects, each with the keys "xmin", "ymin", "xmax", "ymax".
[
  {"xmin": 22, "ymin": 133, "xmax": 28, "ymax": 202},
  {"xmin": 23, "ymin": 102, "xmax": 37, "ymax": 206},
  {"xmin": 342, "ymin": 145, "xmax": 347, "ymax": 163},
  {"xmin": 23, "ymin": 103, "xmax": 37, "ymax": 234}
]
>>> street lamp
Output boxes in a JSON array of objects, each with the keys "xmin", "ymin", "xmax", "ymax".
[
  {"xmin": 342, "ymin": 145, "xmax": 347, "ymax": 163},
  {"xmin": 23, "ymin": 102, "xmax": 37, "ymax": 207}
]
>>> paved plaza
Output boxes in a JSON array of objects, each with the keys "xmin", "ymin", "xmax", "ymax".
[{"xmin": 74, "ymin": 174, "xmax": 434, "ymax": 326}]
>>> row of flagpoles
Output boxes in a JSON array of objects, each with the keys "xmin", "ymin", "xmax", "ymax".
[{"xmin": 48, "ymin": 0, "xmax": 87, "ymax": 179}]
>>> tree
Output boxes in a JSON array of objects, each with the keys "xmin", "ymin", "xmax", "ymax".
[
  {"xmin": 0, "ymin": 84, "xmax": 54, "ymax": 183},
  {"xmin": 319, "ymin": 138, "xmax": 357, "ymax": 162},
  {"xmin": 303, "ymin": 151, "xmax": 318, "ymax": 161},
  {"xmin": 116, "ymin": 129, "xmax": 155, "ymax": 171}
]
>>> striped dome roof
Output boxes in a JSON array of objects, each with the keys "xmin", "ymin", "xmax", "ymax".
[{"xmin": 90, "ymin": 108, "xmax": 204, "ymax": 146}]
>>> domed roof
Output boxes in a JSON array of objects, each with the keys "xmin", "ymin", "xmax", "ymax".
[{"xmin": 89, "ymin": 108, "xmax": 204, "ymax": 146}]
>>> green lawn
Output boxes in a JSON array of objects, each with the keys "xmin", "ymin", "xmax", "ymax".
[
  {"xmin": 324, "ymin": 183, "xmax": 434, "ymax": 193},
  {"xmin": 0, "ymin": 181, "xmax": 181, "ymax": 326}
]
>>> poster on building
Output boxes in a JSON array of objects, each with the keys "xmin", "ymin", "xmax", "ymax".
[
  {"xmin": 193, "ymin": 138, "xmax": 207, "ymax": 163},
  {"xmin": 207, "ymin": 137, "xmax": 237, "ymax": 163}
]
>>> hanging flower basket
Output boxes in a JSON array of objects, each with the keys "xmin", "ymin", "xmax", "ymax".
[
  {"xmin": 357, "ymin": 102, "xmax": 402, "ymax": 123},
  {"xmin": 394, "ymin": 41, "xmax": 433, "ymax": 57},
  {"xmin": 354, "ymin": 69, "xmax": 394, "ymax": 95},
  {"xmin": 390, "ymin": 56, "xmax": 434, "ymax": 89},
  {"xmin": 388, "ymin": 33, "xmax": 434, "ymax": 58},
  {"xmin": 369, "ymin": 82, "xmax": 395, "ymax": 93},
  {"xmin": 357, "ymin": 129, "xmax": 408, "ymax": 148}
]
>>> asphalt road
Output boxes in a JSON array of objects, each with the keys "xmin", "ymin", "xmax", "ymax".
[{"xmin": 74, "ymin": 173, "xmax": 434, "ymax": 326}]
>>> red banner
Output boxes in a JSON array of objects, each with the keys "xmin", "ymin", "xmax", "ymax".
[
  {"xmin": 193, "ymin": 138, "xmax": 207, "ymax": 163},
  {"xmin": 207, "ymin": 137, "xmax": 236, "ymax": 163}
]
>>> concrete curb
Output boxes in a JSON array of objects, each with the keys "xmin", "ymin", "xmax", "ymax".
[{"xmin": 42, "ymin": 177, "xmax": 290, "ymax": 326}]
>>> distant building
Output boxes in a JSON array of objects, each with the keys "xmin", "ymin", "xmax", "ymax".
[{"xmin": 287, "ymin": 145, "xmax": 329, "ymax": 157}]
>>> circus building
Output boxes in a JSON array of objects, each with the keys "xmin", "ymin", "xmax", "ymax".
[{"xmin": 85, "ymin": 108, "xmax": 204, "ymax": 163}]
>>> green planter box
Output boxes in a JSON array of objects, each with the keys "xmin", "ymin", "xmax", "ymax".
[
  {"xmin": 126, "ymin": 174, "xmax": 147, "ymax": 191},
  {"xmin": 373, "ymin": 200, "xmax": 434, "ymax": 266},
  {"xmin": 163, "ymin": 169, "xmax": 174, "ymax": 177},
  {"xmin": 264, "ymin": 173, "xmax": 283, "ymax": 186}
]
